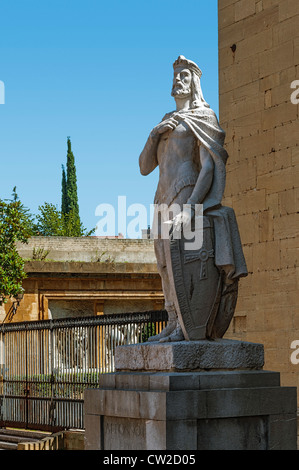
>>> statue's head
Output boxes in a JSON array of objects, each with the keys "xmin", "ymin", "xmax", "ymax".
[{"xmin": 171, "ymin": 55, "xmax": 209, "ymax": 108}]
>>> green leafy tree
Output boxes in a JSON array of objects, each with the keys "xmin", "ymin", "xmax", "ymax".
[
  {"xmin": 11, "ymin": 186, "xmax": 36, "ymax": 235},
  {"xmin": 35, "ymin": 202, "xmax": 64, "ymax": 236},
  {"xmin": 35, "ymin": 202, "xmax": 94, "ymax": 237},
  {"xmin": 0, "ymin": 189, "xmax": 33, "ymax": 303}
]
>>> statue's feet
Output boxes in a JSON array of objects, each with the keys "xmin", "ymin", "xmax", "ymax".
[
  {"xmin": 146, "ymin": 321, "xmax": 176, "ymax": 342},
  {"xmin": 159, "ymin": 324, "xmax": 185, "ymax": 342}
]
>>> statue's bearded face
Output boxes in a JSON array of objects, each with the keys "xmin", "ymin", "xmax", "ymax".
[{"xmin": 171, "ymin": 67, "xmax": 192, "ymax": 98}]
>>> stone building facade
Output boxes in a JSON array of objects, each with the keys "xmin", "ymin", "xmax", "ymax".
[
  {"xmin": 0, "ymin": 237, "xmax": 163, "ymax": 323},
  {"xmin": 218, "ymin": 0, "xmax": 299, "ymax": 396}
]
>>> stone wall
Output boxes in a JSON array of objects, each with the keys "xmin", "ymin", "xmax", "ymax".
[
  {"xmin": 16, "ymin": 236, "xmax": 156, "ymax": 264},
  {"xmin": 0, "ymin": 261, "xmax": 163, "ymax": 323},
  {"xmin": 218, "ymin": 0, "xmax": 299, "ymax": 396}
]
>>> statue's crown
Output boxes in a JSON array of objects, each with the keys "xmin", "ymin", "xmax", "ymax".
[{"xmin": 173, "ymin": 55, "xmax": 202, "ymax": 78}]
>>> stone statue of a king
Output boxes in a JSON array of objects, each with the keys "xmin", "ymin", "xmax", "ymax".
[{"xmin": 139, "ymin": 55, "xmax": 248, "ymax": 343}]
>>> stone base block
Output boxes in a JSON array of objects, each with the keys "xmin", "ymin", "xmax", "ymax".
[
  {"xmin": 115, "ymin": 339, "xmax": 264, "ymax": 372},
  {"xmin": 84, "ymin": 369, "xmax": 297, "ymax": 450}
]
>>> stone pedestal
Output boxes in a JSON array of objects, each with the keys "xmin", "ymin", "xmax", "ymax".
[
  {"xmin": 114, "ymin": 339, "xmax": 264, "ymax": 372},
  {"xmin": 84, "ymin": 340, "xmax": 297, "ymax": 450}
]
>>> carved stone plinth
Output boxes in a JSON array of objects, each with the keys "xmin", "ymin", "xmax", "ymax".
[
  {"xmin": 84, "ymin": 341, "xmax": 297, "ymax": 450},
  {"xmin": 114, "ymin": 339, "xmax": 264, "ymax": 372}
]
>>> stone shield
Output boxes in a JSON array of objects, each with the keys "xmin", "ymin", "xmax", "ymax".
[{"xmin": 170, "ymin": 215, "xmax": 224, "ymax": 340}]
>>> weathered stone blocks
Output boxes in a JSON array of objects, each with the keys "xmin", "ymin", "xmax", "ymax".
[
  {"xmin": 84, "ymin": 341, "xmax": 297, "ymax": 450},
  {"xmin": 114, "ymin": 339, "xmax": 264, "ymax": 372}
]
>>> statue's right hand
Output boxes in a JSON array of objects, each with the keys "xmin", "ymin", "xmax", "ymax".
[{"xmin": 151, "ymin": 117, "xmax": 179, "ymax": 137}]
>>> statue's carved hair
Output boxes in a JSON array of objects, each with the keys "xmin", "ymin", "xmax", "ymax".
[{"xmin": 191, "ymin": 72, "xmax": 210, "ymax": 109}]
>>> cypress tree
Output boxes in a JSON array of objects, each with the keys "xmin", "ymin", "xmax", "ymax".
[
  {"xmin": 66, "ymin": 137, "xmax": 79, "ymax": 219},
  {"xmin": 35, "ymin": 138, "xmax": 95, "ymax": 238},
  {"xmin": 61, "ymin": 164, "xmax": 68, "ymax": 215}
]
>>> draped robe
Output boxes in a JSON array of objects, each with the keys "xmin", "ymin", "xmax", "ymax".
[{"xmin": 153, "ymin": 106, "xmax": 248, "ymax": 283}]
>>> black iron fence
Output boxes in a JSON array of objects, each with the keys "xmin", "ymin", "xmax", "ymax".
[{"xmin": 0, "ymin": 310, "xmax": 167, "ymax": 432}]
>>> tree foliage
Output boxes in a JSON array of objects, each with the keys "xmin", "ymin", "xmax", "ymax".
[
  {"xmin": 0, "ymin": 138, "xmax": 94, "ymax": 303},
  {"xmin": 65, "ymin": 137, "xmax": 79, "ymax": 218},
  {"xmin": 34, "ymin": 137, "xmax": 94, "ymax": 237},
  {"xmin": 0, "ymin": 136, "xmax": 94, "ymax": 300},
  {"xmin": 61, "ymin": 164, "xmax": 68, "ymax": 216},
  {"xmin": 35, "ymin": 202, "xmax": 93, "ymax": 237},
  {"xmin": 57, "ymin": 137, "xmax": 87, "ymax": 237},
  {"xmin": 0, "ymin": 189, "xmax": 33, "ymax": 302}
]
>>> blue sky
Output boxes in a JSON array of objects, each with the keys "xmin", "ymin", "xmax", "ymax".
[{"xmin": 0, "ymin": 0, "xmax": 219, "ymax": 236}]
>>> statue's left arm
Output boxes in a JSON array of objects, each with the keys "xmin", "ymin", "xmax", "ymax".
[
  {"xmin": 186, "ymin": 145, "xmax": 214, "ymax": 206},
  {"xmin": 172, "ymin": 145, "xmax": 214, "ymax": 231}
]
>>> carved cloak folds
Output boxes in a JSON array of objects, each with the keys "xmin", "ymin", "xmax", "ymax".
[{"xmin": 158, "ymin": 106, "xmax": 248, "ymax": 284}]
